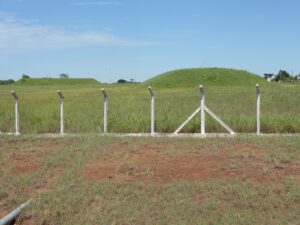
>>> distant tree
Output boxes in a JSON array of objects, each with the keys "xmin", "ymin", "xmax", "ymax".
[
  {"xmin": 22, "ymin": 74, "xmax": 30, "ymax": 79},
  {"xmin": 0, "ymin": 79, "xmax": 15, "ymax": 85},
  {"xmin": 274, "ymin": 70, "xmax": 295, "ymax": 82},
  {"xmin": 117, "ymin": 79, "xmax": 128, "ymax": 83},
  {"xmin": 129, "ymin": 78, "xmax": 134, "ymax": 83},
  {"xmin": 59, "ymin": 73, "xmax": 69, "ymax": 79}
]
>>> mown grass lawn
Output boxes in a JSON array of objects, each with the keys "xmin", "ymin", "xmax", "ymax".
[{"xmin": 0, "ymin": 135, "xmax": 299, "ymax": 225}]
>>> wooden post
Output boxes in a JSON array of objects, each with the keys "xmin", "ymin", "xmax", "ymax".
[
  {"xmin": 10, "ymin": 91, "xmax": 20, "ymax": 135},
  {"xmin": 57, "ymin": 90, "xmax": 64, "ymax": 134},
  {"xmin": 148, "ymin": 86, "xmax": 155, "ymax": 135},
  {"xmin": 256, "ymin": 84, "xmax": 261, "ymax": 135},
  {"xmin": 101, "ymin": 89, "xmax": 108, "ymax": 133},
  {"xmin": 199, "ymin": 85, "xmax": 205, "ymax": 135}
]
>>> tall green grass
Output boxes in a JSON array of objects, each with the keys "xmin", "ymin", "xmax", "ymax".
[{"xmin": 0, "ymin": 83, "xmax": 299, "ymax": 133}]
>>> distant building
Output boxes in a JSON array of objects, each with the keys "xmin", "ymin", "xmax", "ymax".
[{"xmin": 264, "ymin": 73, "xmax": 274, "ymax": 82}]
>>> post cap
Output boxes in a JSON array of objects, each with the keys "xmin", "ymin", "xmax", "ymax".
[
  {"xmin": 57, "ymin": 90, "xmax": 64, "ymax": 99},
  {"xmin": 10, "ymin": 90, "xmax": 18, "ymax": 99},
  {"xmin": 101, "ymin": 88, "xmax": 107, "ymax": 97},
  {"xmin": 148, "ymin": 86, "xmax": 154, "ymax": 96},
  {"xmin": 256, "ymin": 84, "xmax": 261, "ymax": 95}
]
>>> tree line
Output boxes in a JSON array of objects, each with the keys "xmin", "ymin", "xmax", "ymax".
[
  {"xmin": 265, "ymin": 70, "xmax": 300, "ymax": 82},
  {"xmin": 0, "ymin": 73, "xmax": 70, "ymax": 85}
]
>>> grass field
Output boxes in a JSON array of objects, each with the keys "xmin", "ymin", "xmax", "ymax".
[
  {"xmin": 1, "ymin": 69, "xmax": 299, "ymax": 224},
  {"xmin": 0, "ymin": 68, "xmax": 299, "ymax": 134},
  {"xmin": 14, "ymin": 78, "xmax": 100, "ymax": 86},
  {"xmin": 0, "ymin": 135, "xmax": 299, "ymax": 225},
  {"xmin": 144, "ymin": 68, "xmax": 269, "ymax": 88}
]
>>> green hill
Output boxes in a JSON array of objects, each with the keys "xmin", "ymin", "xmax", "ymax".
[
  {"xmin": 14, "ymin": 78, "xmax": 100, "ymax": 86},
  {"xmin": 144, "ymin": 68, "xmax": 268, "ymax": 88}
]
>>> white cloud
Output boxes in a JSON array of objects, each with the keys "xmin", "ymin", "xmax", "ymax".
[
  {"xmin": 0, "ymin": 15, "xmax": 149, "ymax": 54},
  {"xmin": 72, "ymin": 1, "xmax": 121, "ymax": 6}
]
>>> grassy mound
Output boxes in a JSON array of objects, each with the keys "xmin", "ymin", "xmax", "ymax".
[
  {"xmin": 14, "ymin": 78, "xmax": 100, "ymax": 86},
  {"xmin": 144, "ymin": 68, "xmax": 268, "ymax": 88}
]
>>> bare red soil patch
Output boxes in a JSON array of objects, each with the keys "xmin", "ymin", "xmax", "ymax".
[
  {"xmin": 0, "ymin": 201, "xmax": 9, "ymax": 218},
  {"xmin": 0, "ymin": 211, "xmax": 6, "ymax": 218},
  {"xmin": 84, "ymin": 144, "xmax": 299, "ymax": 183},
  {"xmin": 85, "ymin": 159, "xmax": 121, "ymax": 180},
  {"xmin": 34, "ymin": 166, "xmax": 64, "ymax": 194},
  {"xmin": 10, "ymin": 153, "xmax": 39, "ymax": 174},
  {"xmin": 15, "ymin": 215, "xmax": 41, "ymax": 225},
  {"xmin": 0, "ymin": 138, "xmax": 75, "ymax": 225}
]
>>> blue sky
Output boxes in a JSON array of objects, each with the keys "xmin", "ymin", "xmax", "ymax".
[{"xmin": 0, "ymin": 0, "xmax": 299, "ymax": 82}]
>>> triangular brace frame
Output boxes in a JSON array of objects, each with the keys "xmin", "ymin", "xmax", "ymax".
[{"xmin": 173, "ymin": 85, "xmax": 235, "ymax": 136}]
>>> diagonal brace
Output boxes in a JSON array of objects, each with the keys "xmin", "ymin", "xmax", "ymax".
[
  {"xmin": 173, "ymin": 107, "xmax": 201, "ymax": 135},
  {"xmin": 204, "ymin": 106, "xmax": 235, "ymax": 135}
]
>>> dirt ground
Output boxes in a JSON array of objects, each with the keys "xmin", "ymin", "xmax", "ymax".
[
  {"xmin": 0, "ymin": 137, "xmax": 299, "ymax": 225},
  {"xmin": 0, "ymin": 200, "xmax": 9, "ymax": 218},
  {"xmin": 84, "ymin": 142, "xmax": 300, "ymax": 183},
  {"xmin": 0, "ymin": 139, "xmax": 68, "ymax": 223},
  {"xmin": 2, "ymin": 139, "xmax": 300, "ymax": 185}
]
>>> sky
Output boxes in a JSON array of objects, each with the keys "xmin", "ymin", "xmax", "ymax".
[{"xmin": 0, "ymin": 0, "xmax": 299, "ymax": 82}]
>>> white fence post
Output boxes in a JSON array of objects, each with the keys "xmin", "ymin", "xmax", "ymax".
[
  {"xmin": 199, "ymin": 85, "xmax": 205, "ymax": 135},
  {"xmin": 10, "ymin": 91, "xmax": 20, "ymax": 135},
  {"xmin": 57, "ymin": 90, "xmax": 64, "ymax": 134},
  {"xmin": 256, "ymin": 84, "xmax": 261, "ymax": 135},
  {"xmin": 148, "ymin": 86, "xmax": 155, "ymax": 135},
  {"xmin": 101, "ymin": 89, "xmax": 108, "ymax": 133}
]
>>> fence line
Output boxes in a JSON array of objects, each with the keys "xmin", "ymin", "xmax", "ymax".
[{"xmin": 3, "ymin": 85, "xmax": 265, "ymax": 136}]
